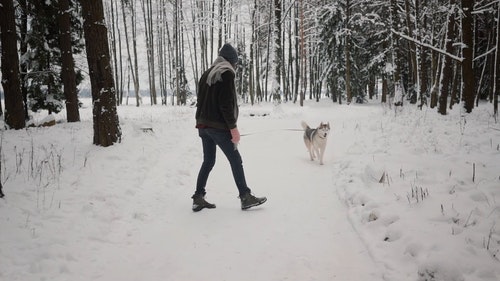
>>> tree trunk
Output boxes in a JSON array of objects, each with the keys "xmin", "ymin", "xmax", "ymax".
[
  {"xmin": 273, "ymin": 0, "xmax": 283, "ymax": 102},
  {"xmin": 163, "ymin": 2, "xmax": 174, "ymax": 104},
  {"xmin": 462, "ymin": 0, "xmax": 475, "ymax": 113},
  {"xmin": 390, "ymin": 0, "xmax": 402, "ymax": 97},
  {"xmin": 120, "ymin": 0, "xmax": 140, "ymax": 106},
  {"xmin": 218, "ymin": 0, "xmax": 223, "ymax": 48},
  {"xmin": 405, "ymin": 0, "xmax": 418, "ymax": 96},
  {"xmin": 159, "ymin": 0, "xmax": 165, "ymax": 104},
  {"xmin": 147, "ymin": 0, "xmax": 156, "ymax": 105},
  {"xmin": 419, "ymin": 0, "xmax": 429, "ymax": 109},
  {"xmin": 438, "ymin": 0, "xmax": 455, "ymax": 115},
  {"xmin": 80, "ymin": 0, "xmax": 121, "ymax": 146},
  {"xmin": 494, "ymin": 2, "xmax": 499, "ymax": 117},
  {"xmin": 450, "ymin": 61, "xmax": 460, "ymax": 109},
  {"xmin": 141, "ymin": 0, "xmax": 157, "ymax": 105},
  {"xmin": 0, "ymin": 0, "xmax": 26, "ymax": 129},
  {"xmin": 189, "ymin": 0, "xmax": 199, "ymax": 99},
  {"xmin": 368, "ymin": 74, "xmax": 375, "ymax": 99},
  {"xmin": 18, "ymin": 0, "xmax": 29, "ymax": 120},
  {"xmin": 174, "ymin": 0, "xmax": 180, "ymax": 105},
  {"xmin": 119, "ymin": 0, "xmax": 131, "ymax": 105},
  {"xmin": 299, "ymin": 0, "xmax": 306, "ymax": 106},
  {"xmin": 255, "ymin": 45, "xmax": 263, "ymax": 102},
  {"xmin": 108, "ymin": 0, "xmax": 122, "ymax": 105},
  {"xmin": 58, "ymin": 0, "xmax": 80, "ymax": 122},
  {"xmin": 285, "ymin": 14, "xmax": 293, "ymax": 102},
  {"xmin": 116, "ymin": 0, "xmax": 123, "ymax": 105},
  {"xmin": 249, "ymin": 0, "xmax": 257, "ymax": 105},
  {"xmin": 382, "ymin": 76, "xmax": 388, "ymax": 103},
  {"xmin": 293, "ymin": 1, "xmax": 300, "ymax": 103},
  {"xmin": 345, "ymin": 0, "xmax": 352, "ymax": 104},
  {"xmin": 264, "ymin": 1, "xmax": 273, "ymax": 101},
  {"xmin": 430, "ymin": 50, "xmax": 441, "ymax": 108},
  {"xmin": 131, "ymin": 1, "xmax": 141, "ymax": 106}
]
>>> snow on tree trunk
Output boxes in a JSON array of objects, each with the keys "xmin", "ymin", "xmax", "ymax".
[
  {"xmin": 80, "ymin": 0, "xmax": 122, "ymax": 147},
  {"xmin": 438, "ymin": 0, "xmax": 456, "ymax": 115},
  {"xmin": 272, "ymin": 0, "xmax": 283, "ymax": 104},
  {"xmin": 461, "ymin": 0, "xmax": 475, "ymax": 113}
]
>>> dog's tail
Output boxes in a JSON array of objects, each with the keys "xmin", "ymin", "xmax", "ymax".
[{"xmin": 301, "ymin": 121, "xmax": 309, "ymax": 130}]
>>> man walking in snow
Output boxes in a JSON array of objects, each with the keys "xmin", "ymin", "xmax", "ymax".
[{"xmin": 192, "ymin": 43, "xmax": 267, "ymax": 212}]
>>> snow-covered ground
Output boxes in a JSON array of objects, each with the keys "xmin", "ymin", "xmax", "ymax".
[{"xmin": 1, "ymin": 98, "xmax": 499, "ymax": 281}]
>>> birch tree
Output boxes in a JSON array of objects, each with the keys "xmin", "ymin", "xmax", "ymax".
[{"xmin": 272, "ymin": 0, "xmax": 283, "ymax": 102}]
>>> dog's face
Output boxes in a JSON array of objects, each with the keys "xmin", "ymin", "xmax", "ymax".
[{"xmin": 317, "ymin": 122, "xmax": 330, "ymax": 138}]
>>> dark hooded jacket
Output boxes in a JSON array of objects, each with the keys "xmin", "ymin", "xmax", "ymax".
[{"xmin": 195, "ymin": 57, "xmax": 238, "ymax": 130}]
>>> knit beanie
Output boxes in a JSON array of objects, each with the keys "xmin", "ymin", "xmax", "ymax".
[{"xmin": 219, "ymin": 43, "xmax": 239, "ymax": 65}]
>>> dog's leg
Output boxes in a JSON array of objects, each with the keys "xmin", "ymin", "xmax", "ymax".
[
  {"xmin": 305, "ymin": 140, "xmax": 314, "ymax": 161},
  {"xmin": 319, "ymin": 147, "xmax": 324, "ymax": 165},
  {"xmin": 315, "ymin": 147, "xmax": 322, "ymax": 164},
  {"xmin": 308, "ymin": 144, "xmax": 315, "ymax": 161}
]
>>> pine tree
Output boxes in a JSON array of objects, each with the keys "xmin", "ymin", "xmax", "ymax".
[
  {"xmin": 0, "ymin": 0, "xmax": 26, "ymax": 129},
  {"xmin": 80, "ymin": 0, "xmax": 121, "ymax": 146},
  {"xmin": 26, "ymin": 1, "xmax": 65, "ymax": 114},
  {"xmin": 58, "ymin": 0, "xmax": 83, "ymax": 122},
  {"xmin": 24, "ymin": 0, "xmax": 84, "ymax": 116},
  {"xmin": 319, "ymin": 0, "xmax": 381, "ymax": 104}
]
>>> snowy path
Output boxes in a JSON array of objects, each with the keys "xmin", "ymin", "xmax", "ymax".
[
  {"xmin": 72, "ymin": 106, "xmax": 384, "ymax": 281},
  {"xmin": 3, "ymin": 100, "xmax": 500, "ymax": 281}
]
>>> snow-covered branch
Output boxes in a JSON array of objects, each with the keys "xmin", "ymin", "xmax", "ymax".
[
  {"xmin": 474, "ymin": 46, "xmax": 497, "ymax": 61},
  {"xmin": 391, "ymin": 29, "xmax": 463, "ymax": 62}
]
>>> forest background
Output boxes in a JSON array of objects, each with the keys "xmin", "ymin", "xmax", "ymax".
[
  {"xmin": 0, "ymin": 0, "xmax": 499, "ymax": 142},
  {"xmin": 0, "ymin": 1, "xmax": 499, "ymax": 279}
]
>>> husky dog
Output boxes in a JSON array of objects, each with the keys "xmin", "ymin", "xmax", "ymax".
[{"xmin": 301, "ymin": 121, "xmax": 330, "ymax": 165}]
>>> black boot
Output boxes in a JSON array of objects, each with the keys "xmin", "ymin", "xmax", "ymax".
[
  {"xmin": 192, "ymin": 194, "xmax": 216, "ymax": 212},
  {"xmin": 240, "ymin": 193, "xmax": 267, "ymax": 210}
]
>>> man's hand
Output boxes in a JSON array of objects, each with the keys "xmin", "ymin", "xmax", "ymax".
[{"xmin": 230, "ymin": 128, "xmax": 240, "ymax": 144}]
